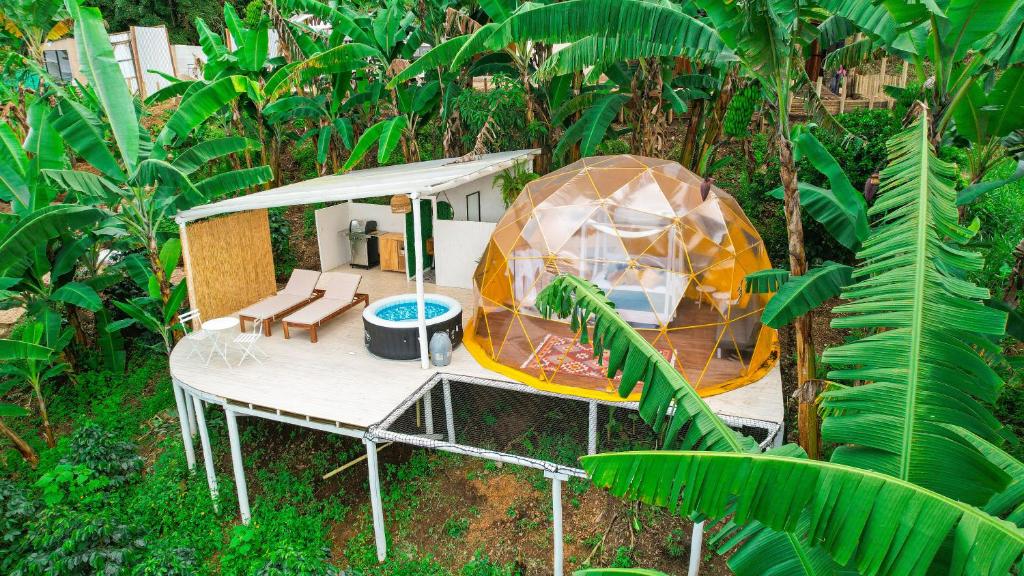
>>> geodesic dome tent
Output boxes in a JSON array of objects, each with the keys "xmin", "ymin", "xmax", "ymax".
[{"xmin": 464, "ymin": 155, "xmax": 779, "ymax": 401}]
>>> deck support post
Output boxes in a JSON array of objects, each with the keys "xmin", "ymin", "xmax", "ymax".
[
  {"xmin": 186, "ymin": 395, "xmax": 198, "ymax": 438},
  {"xmin": 411, "ymin": 193, "xmax": 429, "ymax": 369},
  {"xmin": 225, "ymin": 409, "xmax": 251, "ymax": 524},
  {"xmin": 689, "ymin": 521, "xmax": 704, "ymax": 576},
  {"xmin": 192, "ymin": 396, "xmax": 219, "ymax": 509},
  {"xmin": 442, "ymin": 379, "xmax": 456, "ymax": 442},
  {"xmin": 363, "ymin": 437, "xmax": 388, "ymax": 562},
  {"xmin": 546, "ymin": 471, "xmax": 569, "ymax": 576},
  {"xmin": 172, "ymin": 380, "xmax": 196, "ymax": 470},
  {"xmin": 423, "ymin": 387, "xmax": 434, "ymax": 435},
  {"xmin": 587, "ymin": 401, "xmax": 598, "ymax": 455}
]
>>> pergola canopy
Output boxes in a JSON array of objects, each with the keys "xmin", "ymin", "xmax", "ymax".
[{"xmin": 175, "ymin": 149, "xmax": 539, "ymax": 223}]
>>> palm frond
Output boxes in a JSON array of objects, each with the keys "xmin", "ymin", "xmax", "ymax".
[
  {"xmin": 535, "ymin": 274, "xmax": 755, "ymax": 453},
  {"xmin": 821, "ymin": 112, "xmax": 1014, "ymax": 506},
  {"xmin": 582, "ymin": 450, "xmax": 1024, "ymax": 576},
  {"xmin": 760, "ymin": 262, "xmax": 853, "ymax": 329}
]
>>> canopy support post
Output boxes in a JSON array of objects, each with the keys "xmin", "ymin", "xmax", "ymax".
[
  {"xmin": 689, "ymin": 521, "xmax": 704, "ymax": 576},
  {"xmin": 192, "ymin": 396, "xmax": 219, "ymax": 510},
  {"xmin": 546, "ymin": 471, "xmax": 568, "ymax": 576},
  {"xmin": 172, "ymin": 380, "xmax": 195, "ymax": 470},
  {"xmin": 225, "ymin": 409, "xmax": 251, "ymax": 524},
  {"xmin": 588, "ymin": 401, "xmax": 598, "ymax": 455},
  {"xmin": 411, "ymin": 193, "xmax": 429, "ymax": 369},
  {"xmin": 363, "ymin": 437, "xmax": 388, "ymax": 562}
]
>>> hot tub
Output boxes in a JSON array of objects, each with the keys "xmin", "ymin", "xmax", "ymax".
[{"xmin": 363, "ymin": 294, "xmax": 463, "ymax": 360}]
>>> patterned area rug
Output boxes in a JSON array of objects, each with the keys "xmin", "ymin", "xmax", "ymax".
[{"xmin": 522, "ymin": 334, "xmax": 675, "ymax": 384}]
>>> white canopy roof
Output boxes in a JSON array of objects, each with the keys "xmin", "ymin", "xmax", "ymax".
[{"xmin": 175, "ymin": 149, "xmax": 539, "ymax": 223}]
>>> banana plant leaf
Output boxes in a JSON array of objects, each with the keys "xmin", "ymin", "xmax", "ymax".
[
  {"xmin": 388, "ymin": 35, "xmax": 471, "ymax": 88},
  {"xmin": 94, "ymin": 308, "xmax": 125, "ymax": 373},
  {"xmin": 343, "ymin": 118, "xmax": 391, "ymax": 171},
  {"xmin": 65, "ymin": 0, "xmax": 139, "ymax": 172},
  {"xmin": 0, "ymin": 339, "xmax": 51, "ymax": 361},
  {"xmin": 49, "ymin": 99, "xmax": 124, "ymax": 182},
  {"xmin": 760, "ymin": 263, "xmax": 853, "ymax": 329},
  {"xmin": 24, "ymin": 100, "xmax": 66, "ymax": 173},
  {"xmin": 821, "ymin": 114, "xmax": 1013, "ymax": 506},
  {"xmin": 554, "ymin": 93, "xmax": 628, "ymax": 160},
  {"xmin": 0, "ymin": 123, "xmax": 27, "ymax": 176},
  {"xmin": 743, "ymin": 269, "xmax": 790, "ymax": 294},
  {"xmin": 194, "ymin": 166, "xmax": 273, "ymax": 198},
  {"xmin": 172, "ymin": 137, "xmax": 260, "ymax": 175},
  {"xmin": 0, "ymin": 205, "xmax": 105, "ymax": 277},
  {"xmin": 957, "ymin": 158, "xmax": 1024, "ymax": 206},
  {"xmin": 158, "ymin": 76, "xmax": 248, "ymax": 147},
  {"xmin": 50, "ymin": 281, "xmax": 102, "ymax": 312},
  {"xmin": 581, "ymin": 450, "xmax": 1024, "ymax": 576}
]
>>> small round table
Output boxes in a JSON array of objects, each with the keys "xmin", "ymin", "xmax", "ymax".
[{"xmin": 203, "ymin": 316, "xmax": 240, "ymax": 367}]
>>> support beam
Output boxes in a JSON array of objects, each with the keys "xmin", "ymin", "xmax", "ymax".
[
  {"xmin": 423, "ymin": 388, "xmax": 434, "ymax": 435},
  {"xmin": 363, "ymin": 437, "xmax": 388, "ymax": 562},
  {"xmin": 411, "ymin": 193, "xmax": 429, "ymax": 369},
  {"xmin": 546, "ymin": 472, "xmax": 569, "ymax": 576},
  {"xmin": 442, "ymin": 379, "xmax": 456, "ymax": 442},
  {"xmin": 192, "ymin": 395, "xmax": 219, "ymax": 509},
  {"xmin": 172, "ymin": 381, "xmax": 196, "ymax": 470},
  {"xmin": 689, "ymin": 521, "xmax": 704, "ymax": 576},
  {"xmin": 587, "ymin": 401, "xmax": 598, "ymax": 455},
  {"xmin": 225, "ymin": 409, "xmax": 251, "ymax": 523}
]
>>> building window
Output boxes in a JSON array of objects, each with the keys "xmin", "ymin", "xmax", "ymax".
[{"xmin": 43, "ymin": 50, "xmax": 73, "ymax": 84}]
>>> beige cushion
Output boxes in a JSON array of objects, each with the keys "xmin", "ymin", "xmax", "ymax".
[
  {"xmin": 283, "ymin": 274, "xmax": 361, "ymax": 326},
  {"xmin": 238, "ymin": 293, "xmax": 308, "ymax": 319},
  {"xmin": 280, "ymin": 269, "xmax": 321, "ymax": 297}
]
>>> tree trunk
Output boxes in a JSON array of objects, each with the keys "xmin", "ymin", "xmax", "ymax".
[
  {"xmin": 631, "ymin": 59, "xmax": 665, "ymax": 157},
  {"xmin": 146, "ymin": 233, "xmax": 182, "ymax": 349},
  {"xmin": 33, "ymin": 387, "xmax": 55, "ymax": 448},
  {"xmin": 694, "ymin": 68, "xmax": 736, "ymax": 175},
  {"xmin": 779, "ymin": 134, "xmax": 819, "ymax": 457},
  {"xmin": 679, "ymin": 99, "xmax": 704, "ymax": 170},
  {"xmin": 0, "ymin": 417, "xmax": 38, "ymax": 468}
]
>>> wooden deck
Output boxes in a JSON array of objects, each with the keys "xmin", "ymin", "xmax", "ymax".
[{"xmin": 170, "ymin": 267, "xmax": 784, "ymax": 431}]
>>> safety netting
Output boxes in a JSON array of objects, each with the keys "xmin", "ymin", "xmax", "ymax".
[{"xmin": 368, "ymin": 374, "xmax": 781, "ymax": 476}]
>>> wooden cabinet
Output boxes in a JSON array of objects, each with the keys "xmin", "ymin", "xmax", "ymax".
[{"xmin": 379, "ymin": 233, "xmax": 406, "ymax": 272}]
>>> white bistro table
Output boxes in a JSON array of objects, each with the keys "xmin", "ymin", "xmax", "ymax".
[{"xmin": 203, "ymin": 316, "xmax": 240, "ymax": 367}]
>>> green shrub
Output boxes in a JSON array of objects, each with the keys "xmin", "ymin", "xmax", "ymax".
[
  {"xmin": 455, "ymin": 74, "xmax": 529, "ymax": 153},
  {"xmin": 130, "ymin": 546, "xmax": 202, "ymax": 576},
  {"xmin": 59, "ymin": 424, "xmax": 143, "ymax": 489},
  {"xmin": 461, "ymin": 551, "xmax": 523, "ymax": 576},
  {"xmin": 269, "ymin": 208, "xmax": 297, "ymax": 280},
  {"xmin": 17, "ymin": 509, "xmax": 146, "ymax": 575},
  {"xmin": 0, "ymin": 480, "xmax": 37, "ymax": 571},
  {"xmin": 219, "ymin": 506, "xmax": 337, "ymax": 575},
  {"xmin": 966, "ymin": 158, "xmax": 1024, "ymax": 295}
]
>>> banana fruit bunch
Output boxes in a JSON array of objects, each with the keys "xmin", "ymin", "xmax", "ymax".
[{"xmin": 723, "ymin": 83, "xmax": 759, "ymax": 138}]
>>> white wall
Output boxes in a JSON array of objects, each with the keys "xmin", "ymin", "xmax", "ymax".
[
  {"xmin": 315, "ymin": 202, "xmax": 406, "ymax": 270},
  {"xmin": 434, "ymin": 220, "xmax": 496, "ymax": 289},
  {"xmin": 437, "ymin": 172, "xmax": 507, "ymax": 222},
  {"xmin": 315, "ymin": 203, "xmax": 350, "ymax": 270},
  {"xmin": 173, "ymin": 45, "xmax": 206, "ymax": 79}
]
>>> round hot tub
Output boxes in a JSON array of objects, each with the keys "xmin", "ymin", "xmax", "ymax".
[{"xmin": 363, "ymin": 294, "xmax": 463, "ymax": 360}]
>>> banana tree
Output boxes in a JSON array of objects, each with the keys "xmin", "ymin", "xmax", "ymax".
[
  {"xmin": 0, "ymin": 320, "xmax": 72, "ymax": 449},
  {"xmin": 0, "ymin": 337, "xmax": 50, "ymax": 467},
  {"xmin": 43, "ymin": 0, "xmax": 271, "ymax": 350},
  {"xmin": 537, "ymin": 111, "xmax": 1023, "ymax": 575},
  {"xmin": 0, "ymin": 0, "xmax": 70, "ymax": 65},
  {"xmin": 820, "ymin": 0, "xmax": 1024, "ymax": 202}
]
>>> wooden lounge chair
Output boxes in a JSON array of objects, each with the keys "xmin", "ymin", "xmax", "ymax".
[
  {"xmin": 238, "ymin": 269, "xmax": 321, "ymax": 336},
  {"xmin": 282, "ymin": 273, "xmax": 369, "ymax": 343}
]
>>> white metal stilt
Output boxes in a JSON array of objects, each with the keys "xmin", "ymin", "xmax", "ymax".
[
  {"xmin": 546, "ymin": 472, "xmax": 568, "ymax": 576},
  {"xmin": 689, "ymin": 521, "xmax": 704, "ymax": 576},
  {"xmin": 172, "ymin": 380, "xmax": 196, "ymax": 470},
  {"xmin": 192, "ymin": 395, "xmax": 219, "ymax": 509},
  {"xmin": 363, "ymin": 437, "xmax": 388, "ymax": 562},
  {"xmin": 225, "ymin": 409, "xmax": 251, "ymax": 523},
  {"xmin": 423, "ymin": 388, "xmax": 434, "ymax": 435},
  {"xmin": 587, "ymin": 401, "xmax": 598, "ymax": 455},
  {"xmin": 186, "ymin": 393, "xmax": 198, "ymax": 438},
  {"xmin": 442, "ymin": 379, "xmax": 456, "ymax": 442}
]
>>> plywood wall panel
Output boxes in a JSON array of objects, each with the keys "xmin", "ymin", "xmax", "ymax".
[{"xmin": 183, "ymin": 210, "xmax": 277, "ymax": 322}]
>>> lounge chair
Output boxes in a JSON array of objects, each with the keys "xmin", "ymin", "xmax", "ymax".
[
  {"xmin": 281, "ymin": 273, "xmax": 369, "ymax": 343},
  {"xmin": 238, "ymin": 269, "xmax": 321, "ymax": 336}
]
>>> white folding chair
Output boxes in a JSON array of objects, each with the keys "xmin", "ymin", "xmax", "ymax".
[
  {"xmin": 234, "ymin": 318, "xmax": 268, "ymax": 366},
  {"xmin": 178, "ymin": 310, "xmax": 214, "ymax": 362}
]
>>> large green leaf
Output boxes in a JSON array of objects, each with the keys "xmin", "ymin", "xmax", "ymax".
[
  {"xmin": 0, "ymin": 339, "xmax": 51, "ymax": 361},
  {"xmin": 343, "ymin": 119, "xmax": 388, "ymax": 171},
  {"xmin": 0, "ymin": 205, "xmax": 105, "ymax": 277},
  {"xmin": 171, "ymin": 137, "xmax": 260, "ymax": 175},
  {"xmin": 582, "ymin": 450, "xmax": 1024, "ymax": 575},
  {"xmin": 554, "ymin": 93, "xmax": 628, "ymax": 160},
  {"xmin": 743, "ymin": 269, "xmax": 790, "ymax": 294},
  {"xmin": 24, "ymin": 100, "xmax": 66, "ymax": 173},
  {"xmin": 194, "ymin": 166, "xmax": 273, "ymax": 198},
  {"xmin": 43, "ymin": 169, "xmax": 121, "ymax": 204},
  {"xmin": 294, "ymin": 43, "xmax": 382, "ymax": 79},
  {"xmin": 822, "ymin": 37, "xmax": 878, "ymax": 72},
  {"xmin": 0, "ymin": 157, "xmax": 29, "ymax": 208},
  {"xmin": 94, "ymin": 308, "xmax": 125, "ymax": 373},
  {"xmin": 388, "ymin": 35, "xmax": 470, "ymax": 88},
  {"xmin": 759, "ymin": 263, "xmax": 853, "ymax": 329},
  {"xmin": 49, "ymin": 99, "xmax": 125, "ymax": 181},
  {"xmin": 143, "ymin": 79, "xmax": 196, "ymax": 106},
  {"xmin": 377, "ymin": 116, "xmax": 407, "ymax": 165},
  {"xmin": 51, "ymin": 281, "xmax": 102, "ymax": 311},
  {"xmin": 821, "ymin": 114, "xmax": 1013, "ymax": 506},
  {"xmin": 65, "ymin": 0, "xmax": 139, "ymax": 172},
  {"xmin": 276, "ymin": 0, "xmax": 373, "ymax": 45},
  {"xmin": 768, "ymin": 182, "xmax": 868, "ymax": 251},
  {"xmin": 157, "ymin": 76, "xmax": 248, "ymax": 147},
  {"xmin": 0, "ymin": 122, "xmax": 27, "ymax": 176},
  {"xmin": 535, "ymin": 274, "xmax": 755, "ymax": 453}
]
